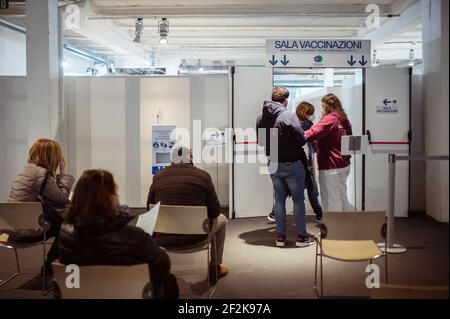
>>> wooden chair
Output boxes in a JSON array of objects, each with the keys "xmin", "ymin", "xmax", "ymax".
[
  {"xmin": 0, "ymin": 202, "xmax": 51, "ymax": 295},
  {"xmin": 150, "ymin": 204, "xmax": 217, "ymax": 298},
  {"xmin": 52, "ymin": 262, "xmax": 152, "ymax": 299},
  {"xmin": 314, "ymin": 211, "xmax": 388, "ymax": 298}
]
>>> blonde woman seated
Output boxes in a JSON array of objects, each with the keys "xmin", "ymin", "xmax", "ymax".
[{"xmin": 9, "ymin": 138, "xmax": 74, "ymax": 276}]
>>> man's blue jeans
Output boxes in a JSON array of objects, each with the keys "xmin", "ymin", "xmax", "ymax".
[{"xmin": 269, "ymin": 161, "xmax": 307, "ymax": 236}]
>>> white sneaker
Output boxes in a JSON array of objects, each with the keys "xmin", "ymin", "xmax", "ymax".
[
  {"xmin": 267, "ymin": 212, "xmax": 276, "ymax": 223},
  {"xmin": 276, "ymin": 235, "xmax": 286, "ymax": 247}
]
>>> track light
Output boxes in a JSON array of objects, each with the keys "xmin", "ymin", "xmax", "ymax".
[
  {"xmin": 197, "ymin": 59, "xmax": 203, "ymax": 72},
  {"xmin": 149, "ymin": 53, "xmax": 156, "ymax": 69},
  {"xmin": 107, "ymin": 63, "xmax": 116, "ymax": 74},
  {"xmin": 133, "ymin": 18, "xmax": 144, "ymax": 43},
  {"xmin": 408, "ymin": 49, "xmax": 415, "ymax": 66},
  {"xmin": 179, "ymin": 59, "xmax": 187, "ymax": 71},
  {"xmin": 158, "ymin": 18, "xmax": 169, "ymax": 44}
]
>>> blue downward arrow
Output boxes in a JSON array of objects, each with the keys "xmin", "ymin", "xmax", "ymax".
[
  {"xmin": 269, "ymin": 55, "xmax": 278, "ymax": 66},
  {"xmin": 359, "ymin": 55, "xmax": 368, "ymax": 66},
  {"xmin": 347, "ymin": 55, "xmax": 356, "ymax": 66},
  {"xmin": 280, "ymin": 55, "xmax": 290, "ymax": 65}
]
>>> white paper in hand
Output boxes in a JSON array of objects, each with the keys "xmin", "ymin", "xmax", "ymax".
[{"xmin": 136, "ymin": 202, "xmax": 161, "ymax": 236}]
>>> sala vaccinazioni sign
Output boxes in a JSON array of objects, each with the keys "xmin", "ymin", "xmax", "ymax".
[{"xmin": 274, "ymin": 40, "xmax": 363, "ymax": 50}]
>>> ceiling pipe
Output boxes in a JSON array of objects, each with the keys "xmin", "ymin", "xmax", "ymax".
[
  {"xmin": 63, "ymin": 44, "xmax": 110, "ymax": 65},
  {"xmin": 0, "ymin": 18, "xmax": 110, "ymax": 65}
]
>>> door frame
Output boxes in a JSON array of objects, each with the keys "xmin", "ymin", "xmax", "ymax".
[{"xmin": 230, "ymin": 66, "xmax": 367, "ymax": 219}]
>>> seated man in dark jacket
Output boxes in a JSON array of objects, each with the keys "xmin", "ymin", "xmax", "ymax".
[
  {"xmin": 58, "ymin": 169, "xmax": 179, "ymax": 299},
  {"xmin": 147, "ymin": 147, "xmax": 229, "ymax": 284}
]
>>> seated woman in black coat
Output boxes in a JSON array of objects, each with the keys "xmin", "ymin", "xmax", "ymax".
[{"xmin": 58, "ymin": 169, "xmax": 178, "ymax": 299}]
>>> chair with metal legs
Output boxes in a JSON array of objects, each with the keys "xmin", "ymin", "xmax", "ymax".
[
  {"xmin": 52, "ymin": 262, "xmax": 153, "ymax": 299},
  {"xmin": 0, "ymin": 202, "xmax": 51, "ymax": 295},
  {"xmin": 314, "ymin": 211, "xmax": 388, "ymax": 298},
  {"xmin": 150, "ymin": 204, "xmax": 218, "ymax": 299}
]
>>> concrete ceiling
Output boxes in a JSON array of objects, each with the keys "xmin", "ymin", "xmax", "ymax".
[{"xmin": 0, "ymin": 0, "xmax": 423, "ymax": 70}]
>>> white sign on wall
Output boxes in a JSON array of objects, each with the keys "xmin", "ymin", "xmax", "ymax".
[
  {"xmin": 265, "ymin": 39, "xmax": 371, "ymax": 68},
  {"xmin": 376, "ymin": 98, "xmax": 399, "ymax": 113},
  {"xmin": 205, "ymin": 129, "xmax": 226, "ymax": 148},
  {"xmin": 152, "ymin": 124, "xmax": 176, "ymax": 175},
  {"xmin": 377, "ymin": 98, "xmax": 398, "ymax": 114}
]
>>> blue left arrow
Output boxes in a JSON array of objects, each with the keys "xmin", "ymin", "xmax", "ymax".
[{"xmin": 269, "ymin": 55, "xmax": 278, "ymax": 66}]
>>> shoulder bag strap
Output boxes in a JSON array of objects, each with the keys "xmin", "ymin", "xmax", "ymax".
[{"xmin": 38, "ymin": 170, "xmax": 52, "ymax": 199}]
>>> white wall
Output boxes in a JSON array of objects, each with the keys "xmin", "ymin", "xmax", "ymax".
[
  {"xmin": 0, "ymin": 24, "xmax": 100, "ymax": 77},
  {"xmin": 62, "ymin": 76, "xmax": 229, "ymax": 207},
  {"xmin": 341, "ymin": 72, "xmax": 363, "ymax": 210},
  {"xmin": 0, "ymin": 26, "xmax": 26, "ymax": 76},
  {"xmin": 0, "ymin": 77, "xmax": 28, "ymax": 200},
  {"xmin": 140, "ymin": 77, "xmax": 191, "ymax": 205},
  {"xmin": 65, "ymin": 77, "xmax": 92, "ymax": 179},
  {"xmin": 190, "ymin": 77, "xmax": 230, "ymax": 206},
  {"xmin": 422, "ymin": 0, "xmax": 449, "ymax": 222},
  {"xmin": 90, "ymin": 78, "xmax": 127, "ymax": 202}
]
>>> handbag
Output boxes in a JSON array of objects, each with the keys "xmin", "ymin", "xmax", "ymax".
[{"xmin": 37, "ymin": 170, "xmax": 66, "ymax": 234}]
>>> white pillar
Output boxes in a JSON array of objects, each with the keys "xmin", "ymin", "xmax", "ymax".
[
  {"xmin": 421, "ymin": 0, "xmax": 449, "ymax": 222},
  {"xmin": 26, "ymin": 0, "xmax": 61, "ymax": 145},
  {"xmin": 125, "ymin": 77, "xmax": 141, "ymax": 206}
]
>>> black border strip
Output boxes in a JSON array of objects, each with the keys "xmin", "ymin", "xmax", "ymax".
[
  {"xmin": 231, "ymin": 66, "xmax": 236, "ymax": 219},
  {"xmin": 362, "ymin": 68, "xmax": 366, "ymax": 211},
  {"xmin": 408, "ymin": 67, "xmax": 412, "ymax": 212}
]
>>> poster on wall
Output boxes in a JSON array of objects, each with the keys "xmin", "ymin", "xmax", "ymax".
[
  {"xmin": 376, "ymin": 98, "xmax": 399, "ymax": 113},
  {"xmin": 152, "ymin": 124, "xmax": 176, "ymax": 175},
  {"xmin": 204, "ymin": 129, "xmax": 226, "ymax": 148}
]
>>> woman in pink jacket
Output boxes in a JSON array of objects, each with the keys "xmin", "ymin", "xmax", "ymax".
[{"xmin": 304, "ymin": 93, "xmax": 353, "ymax": 212}]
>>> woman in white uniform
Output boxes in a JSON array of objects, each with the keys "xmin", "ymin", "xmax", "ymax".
[{"xmin": 304, "ymin": 94, "xmax": 353, "ymax": 212}]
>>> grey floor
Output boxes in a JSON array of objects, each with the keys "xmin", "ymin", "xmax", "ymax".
[{"xmin": 0, "ymin": 213, "xmax": 448, "ymax": 299}]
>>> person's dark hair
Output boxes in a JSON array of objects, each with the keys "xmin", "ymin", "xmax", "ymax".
[
  {"xmin": 271, "ymin": 86, "xmax": 290, "ymax": 104},
  {"xmin": 65, "ymin": 169, "xmax": 117, "ymax": 225},
  {"xmin": 296, "ymin": 101, "xmax": 315, "ymax": 121},
  {"xmin": 321, "ymin": 93, "xmax": 348, "ymax": 119}
]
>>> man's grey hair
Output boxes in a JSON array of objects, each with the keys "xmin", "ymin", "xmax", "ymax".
[{"xmin": 171, "ymin": 147, "xmax": 192, "ymax": 164}]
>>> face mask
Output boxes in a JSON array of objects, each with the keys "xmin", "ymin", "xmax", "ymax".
[{"xmin": 308, "ymin": 115, "xmax": 315, "ymax": 122}]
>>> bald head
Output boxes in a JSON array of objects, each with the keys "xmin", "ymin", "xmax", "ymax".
[{"xmin": 171, "ymin": 147, "xmax": 192, "ymax": 164}]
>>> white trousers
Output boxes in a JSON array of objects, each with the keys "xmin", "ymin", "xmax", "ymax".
[{"xmin": 318, "ymin": 165, "xmax": 354, "ymax": 212}]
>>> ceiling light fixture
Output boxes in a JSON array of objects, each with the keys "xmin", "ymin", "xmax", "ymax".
[
  {"xmin": 158, "ymin": 18, "xmax": 169, "ymax": 44},
  {"xmin": 197, "ymin": 59, "xmax": 203, "ymax": 72},
  {"xmin": 133, "ymin": 18, "xmax": 144, "ymax": 43},
  {"xmin": 179, "ymin": 59, "xmax": 187, "ymax": 70}
]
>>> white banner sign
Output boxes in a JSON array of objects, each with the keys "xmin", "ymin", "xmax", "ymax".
[
  {"xmin": 376, "ymin": 99, "xmax": 399, "ymax": 113},
  {"xmin": 265, "ymin": 39, "xmax": 371, "ymax": 68}
]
